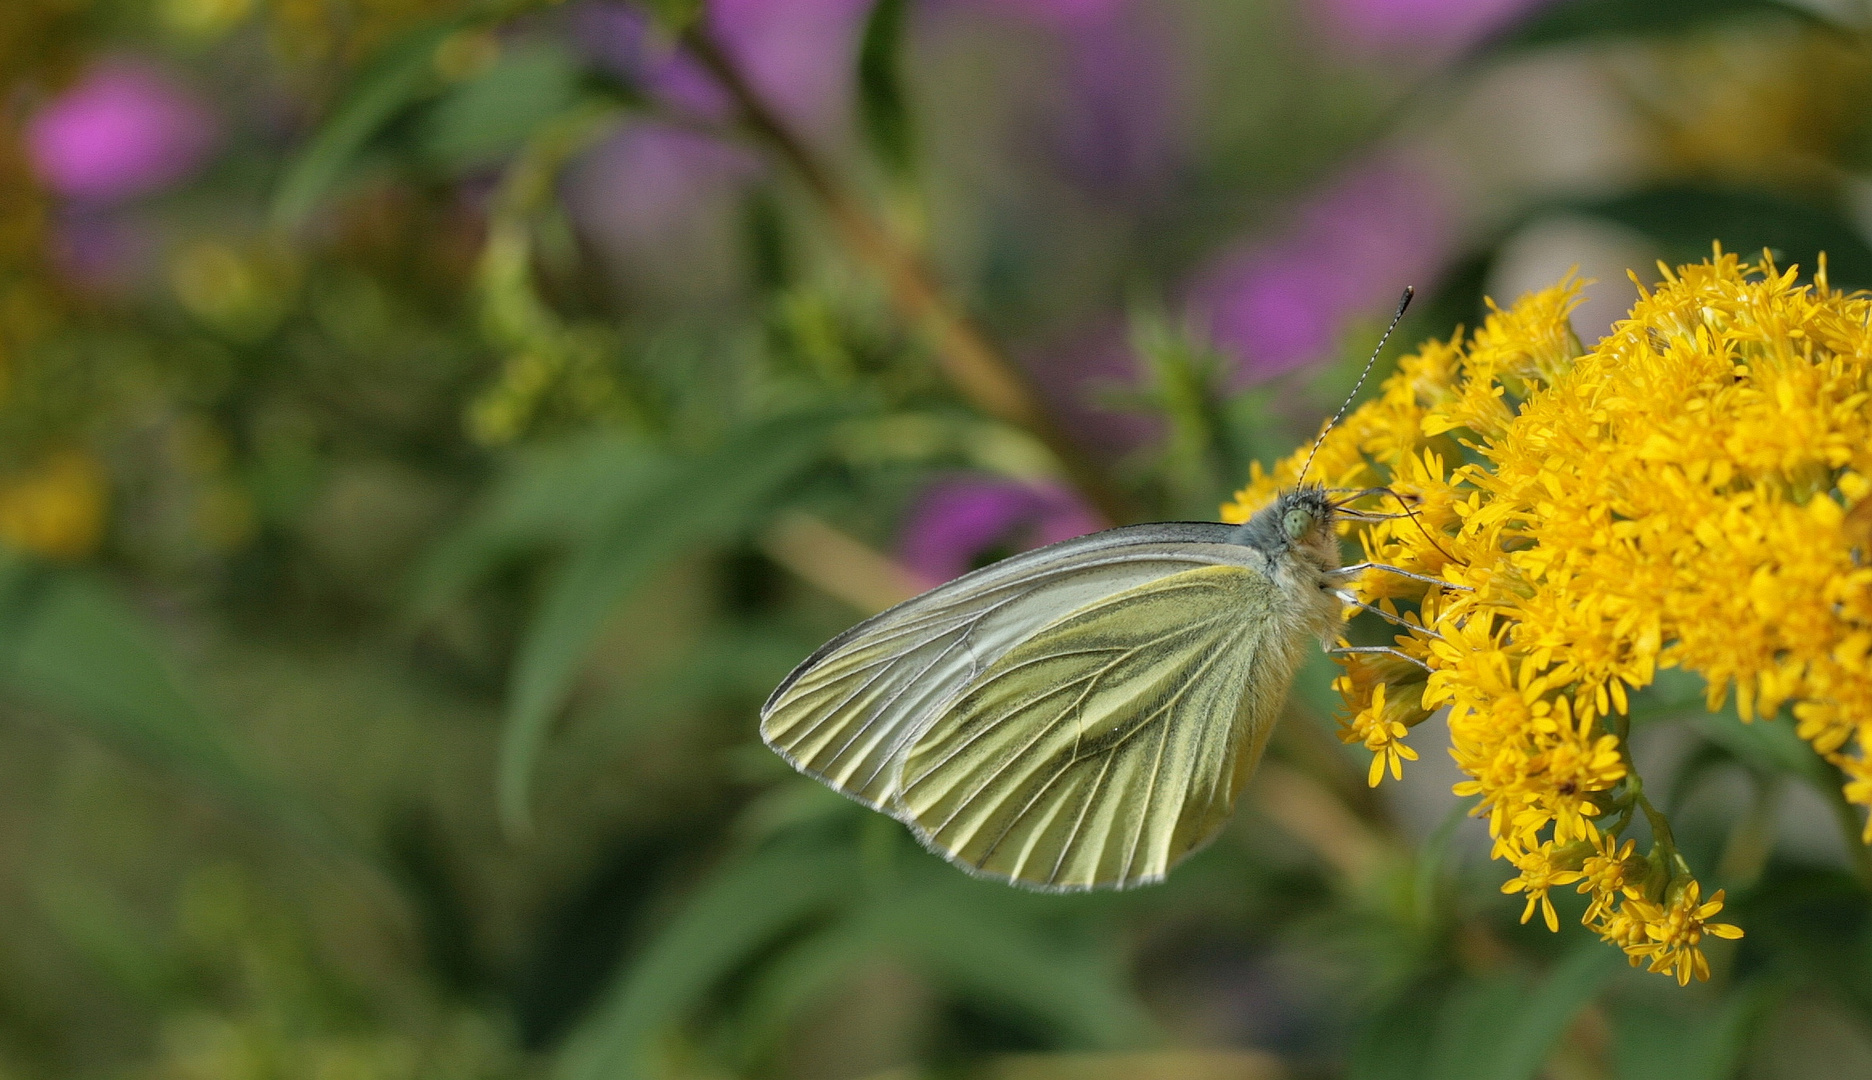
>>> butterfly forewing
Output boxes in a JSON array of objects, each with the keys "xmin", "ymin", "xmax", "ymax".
[
  {"xmin": 895, "ymin": 564, "xmax": 1290, "ymax": 891},
  {"xmin": 759, "ymin": 524, "xmax": 1257, "ymax": 813}
]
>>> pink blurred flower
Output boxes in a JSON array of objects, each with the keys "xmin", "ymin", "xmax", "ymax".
[
  {"xmin": 571, "ymin": 3, "xmax": 731, "ymax": 116},
  {"xmin": 1051, "ymin": 14, "xmax": 1177, "ymax": 196},
  {"xmin": 27, "ymin": 58, "xmax": 218, "ymax": 204},
  {"xmin": 564, "ymin": 120, "xmax": 760, "ymax": 264},
  {"xmin": 571, "ymin": 0, "xmax": 869, "ymax": 135},
  {"xmin": 899, "ymin": 477, "xmax": 1101, "ymax": 584},
  {"xmin": 709, "ymin": 0, "xmax": 872, "ymax": 136},
  {"xmin": 1023, "ymin": 320, "xmax": 1162, "ymax": 458},
  {"xmin": 1188, "ymin": 162, "xmax": 1452, "ymax": 387},
  {"xmin": 564, "ymin": 0, "xmax": 867, "ymax": 279},
  {"xmin": 1316, "ymin": 0, "xmax": 1554, "ymax": 53}
]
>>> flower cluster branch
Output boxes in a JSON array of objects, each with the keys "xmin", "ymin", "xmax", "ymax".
[{"xmin": 1225, "ymin": 251, "xmax": 1872, "ymax": 983}]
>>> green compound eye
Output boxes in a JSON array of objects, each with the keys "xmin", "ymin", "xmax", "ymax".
[{"xmin": 1282, "ymin": 508, "xmax": 1312, "ymax": 541}]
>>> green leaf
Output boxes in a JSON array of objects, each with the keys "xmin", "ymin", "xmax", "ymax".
[
  {"xmin": 1690, "ymin": 712, "xmax": 1829, "ymax": 787},
  {"xmin": 728, "ymin": 906, "xmax": 902, "ymax": 1067},
  {"xmin": 1425, "ymin": 974, "xmax": 1530, "ymax": 1080},
  {"xmin": 498, "ymin": 409, "xmax": 849, "ymax": 834},
  {"xmin": 418, "ymin": 41, "xmax": 590, "ymax": 173},
  {"xmin": 1470, "ymin": 0, "xmax": 1834, "ymax": 62},
  {"xmin": 1483, "ymin": 945, "xmax": 1624, "ymax": 1080},
  {"xmin": 407, "ymin": 434, "xmax": 668, "ymax": 622},
  {"xmin": 896, "ymin": 885, "xmax": 1158, "ymax": 1051},
  {"xmin": 604, "ymin": 621, "xmax": 822, "ymax": 738},
  {"xmin": 554, "ymin": 838, "xmax": 857, "ymax": 1080},
  {"xmin": 1610, "ymin": 979, "xmax": 1783, "ymax": 1080},
  {"xmin": 33, "ymin": 877, "xmax": 187, "ymax": 1005},
  {"xmin": 857, "ymin": 0, "xmax": 916, "ymax": 181},
  {"xmin": 1127, "ymin": 303, "xmax": 1237, "ymax": 517},
  {"xmin": 1350, "ymin": 974, "xmax": 1451, "ymax": 1080},
  {"xmin": 271, "ymin": 16, "xmax": 468, "ymax": 227},
  {"xmin": 0, "ymin": 564, "xmax": 340, "ymax": 851},
  {"xmin": 1565, "ymin": 185, "xmax": 1872, "ymax": 290}
]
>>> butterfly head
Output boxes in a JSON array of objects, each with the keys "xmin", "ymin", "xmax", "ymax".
[{"xmin": 1238, "ymin": 485, "xmax": 1341, "ymax": 573}]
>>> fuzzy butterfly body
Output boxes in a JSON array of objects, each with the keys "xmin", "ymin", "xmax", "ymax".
[{"xmin": 759, "ymin": 488, "xmax": 1349, "ymax": 891}]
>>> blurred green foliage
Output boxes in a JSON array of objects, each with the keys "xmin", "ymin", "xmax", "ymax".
[{"xmin": 4, "ymin": 0, "xmax": 1872, "ymax": 1078}]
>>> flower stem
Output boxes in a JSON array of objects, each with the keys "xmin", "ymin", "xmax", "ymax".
[{"xmin": 683, "ymin": 27, "xmax": 1135, "ymax": 526}]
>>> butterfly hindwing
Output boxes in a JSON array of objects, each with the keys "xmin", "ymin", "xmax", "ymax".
[
  {"xmin": 759, "ymin": 524, "xmax": 1259, "ymax": 813},
  {"xmin": 894, "ymin": 563, "xmax": 1290, "ymax": 891}
]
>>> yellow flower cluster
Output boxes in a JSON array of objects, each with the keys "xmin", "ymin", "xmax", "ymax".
[{"xmin": 1221, "ymin": 250, "xmax": 1872, "ymax": 981}]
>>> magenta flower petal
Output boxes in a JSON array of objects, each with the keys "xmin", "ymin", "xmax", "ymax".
[
  {"xmin": 27, "ymin": 58, "xmax": 218, "ymax": 205},
  {"xmin": 899, "ymin": 477, "xmax": 1101, "ymax": 584},
  {"xmin": 1188, "ymin": 161, "xmax": 1452, "ymax": 387},
  {"xmin": 708, "ymin": 0, "xmax": 872, "ymax": 135}
]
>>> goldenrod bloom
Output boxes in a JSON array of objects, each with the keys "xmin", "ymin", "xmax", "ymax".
[
  {"xmin": 1223, "ymin": 249, "xmax": 1872, "ymax": 980},
  {"xmin": 1501, "ymin": 840, "xmax": 1585, "ymax": 932},
  {"xmin": 1621, "ymin": 881, "xmax": 1743, "ymax": 986}
]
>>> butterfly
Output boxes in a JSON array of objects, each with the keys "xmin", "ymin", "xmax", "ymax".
[{"xmin": 761, "ymin": 289, "xmax": 1426, "ymax": 892}]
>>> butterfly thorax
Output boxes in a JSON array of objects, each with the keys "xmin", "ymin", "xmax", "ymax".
[{"xmin": 1232, "ymin": 486, "xmax": 1344, "ymax": 645}]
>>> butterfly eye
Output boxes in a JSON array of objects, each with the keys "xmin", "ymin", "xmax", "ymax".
[{"xmin": 1282, "ymin": 508, "xmax": 1313, "ymax": 540}]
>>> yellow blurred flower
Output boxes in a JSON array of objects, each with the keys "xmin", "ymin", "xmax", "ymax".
[
  {"xmin": 1219, "ymin": 248, "xmax": 1872, "ymax": 979},
  {"xmin": 0, "ymin": 450, "xmax": 108, "ymax": 561},
  {"xmin": 1619, "ymin": 32, "xmax": 1872, "ymax": 190}
]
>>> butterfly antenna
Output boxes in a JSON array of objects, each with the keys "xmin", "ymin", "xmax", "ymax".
[{"xmin": 1298, "ymin": 286, "xmax": 1414, "ymax": 485}]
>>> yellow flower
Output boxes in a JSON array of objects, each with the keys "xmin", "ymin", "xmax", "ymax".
[
  {"xmin": 0, "ymin": 450, "xmax": 108, "ymax": 560},
  {"xmin": 1622, "ymin": 881, "xmax": 1744, "ymax": 987},
  {"xmin": 1222, "ymin": 249, "xmax": 1851, "ymax": 980},
  {"xmin": 1501, "ymin": 840, "xmax": 1585, "ymax": 932},
  {"xmin": 1338, "ymin": 681, "xmax": 1422, "ymax": 786},
  {"xmin": 1576, "ymin": 835, "xmax": 1641, "ymax": 924}
]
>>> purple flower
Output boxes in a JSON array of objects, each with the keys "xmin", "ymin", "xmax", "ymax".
[
  {"xmin": 899, "ymin": 477, "xmax": 1101, "ymax": 584},
  {"xmin": 563, "ymin": 0, "xmax": 868, "ymax": 277},
  {"xmin": 1050, "ymin": 13, "xmax": 1178, "ymax": 196},
  {"xmin": 564, "ymin": 121, "xmax": 761, "ymax": 276},
  {"xmin": 1315, "ymin": 0, "xmax": 1555, "ymax": 54},
  {"xmin": 1187, "ymin": 161, "xmax": 1452, "ymax": 387},
  {"xmin": 26, "ymin": 58, "xmax": 217, "ymax": 205},
  {"xmin": 1023, "ymin": 319, "xmax": 1162, "ymax": 458},
  {"xmin": 570, "ymin": 1, "xmax": 869, "ymax": 135},
  {"xmin": 709, "ymin": 0, "xmax": 872, "ymax": 136},
  {"xmin": 570, "ymin": 3, "xmax": 734, "ymax": 118}
]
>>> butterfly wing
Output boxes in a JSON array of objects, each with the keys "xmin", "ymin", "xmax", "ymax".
[
  {"xmin": 894, "ymin": 563, "xmax": 1293, "ymax": 891},
  {"xmin": 760, "ymin": 523, "xmax": 1259, "ymax": 813}
]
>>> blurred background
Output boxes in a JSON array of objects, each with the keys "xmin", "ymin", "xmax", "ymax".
[{"xmin": 3, "ymin": 0, "xmax": 1872, "ymax": 1077}]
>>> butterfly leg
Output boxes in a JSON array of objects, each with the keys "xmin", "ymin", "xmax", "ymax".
[
  {"xmin": 1330, "ymin": 644, "xmax": 1432, "ymax": 672},
  {"xmin": 1338, "ymin": 562, "xmax": 1473, "ymax": 590},
  {"xmin": 1331, "ymin": 590, "xmax": 1445, "ymax": 639}
]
